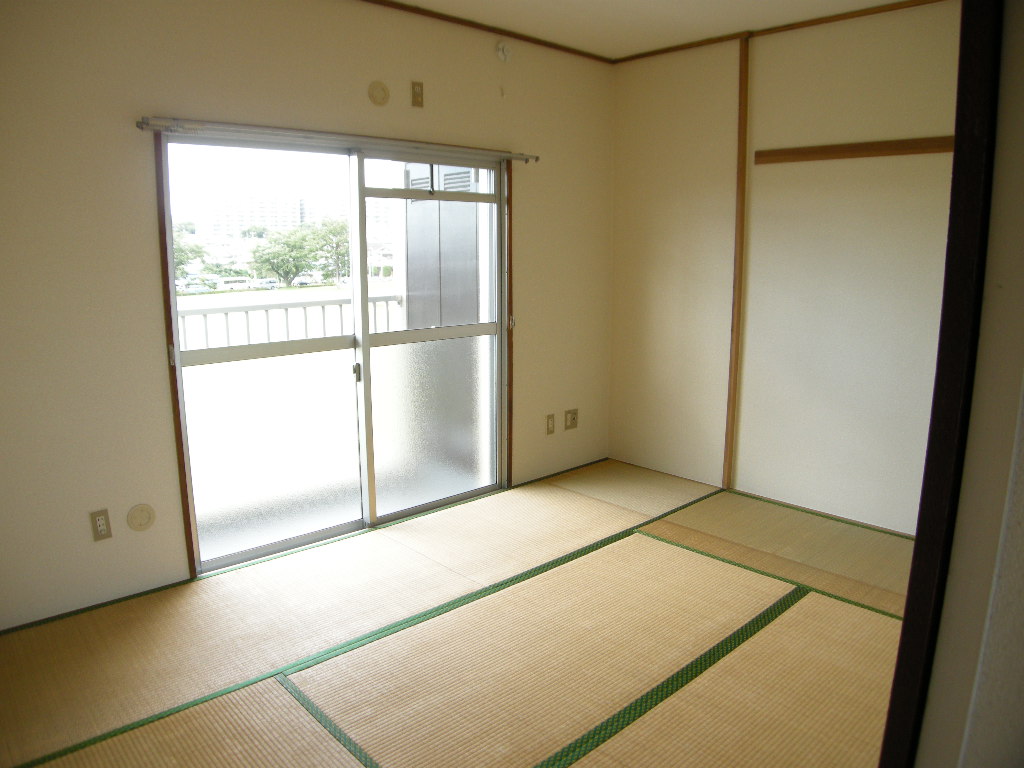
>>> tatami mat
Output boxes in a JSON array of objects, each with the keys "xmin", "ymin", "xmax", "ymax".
[
  {"xmin": 653, "ymin": 491, "xmax": 913, "ymax": 596},
  {"xmin": 2, "ymin": 463, "xmax": 910, "ymax": 768},
  {"xmin": 542, "ymin": 459, "xmax": 716, "ymax": 517},
  {"xmin": 288, "ymin": 534, "xmax": 793, "ymax": 768},
  {"xmin": 378, "ymin": 483, "xmax": 648, "ymax": 585},
  {"xmin": 48, "ymin": 679, "xmax": 363, "ymax": 768},
  {"xmin": 1, "ymin": 482, "xmax": 654, "ymax": 767},
  {"xmin": 642, "ymin": 521, "xmax": 906, "ymax": 616},
  {"xmin": 0, "ymin": 533, "xmax": 478, "ymax": 767},
  {"xmin": 574, "ymin": 592, "xmax": 902, "ymax": 768}
]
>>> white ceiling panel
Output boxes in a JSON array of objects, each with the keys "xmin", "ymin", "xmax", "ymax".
[{"xmin": 381, "ymin": 0, "xmax": 923, "ymax": 60}]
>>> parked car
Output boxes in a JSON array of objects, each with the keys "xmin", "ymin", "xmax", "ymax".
[
  {"xmin": 179, "ymin": 282, "xmax": 212, "ymax": 294},
  {"xmin": 254, "ymin": 278, "xmax": 279, "ymax": 289},
  {"xmin": 216, "ymin": 277, "xmax": 253, "ymax": 291}
]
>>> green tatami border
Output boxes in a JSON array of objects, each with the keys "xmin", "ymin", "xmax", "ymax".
[
  {"xmin": 284, "ymin": 491, "xmax": 725, "ymax": 679},
  {"xmin": 281, "ymin": 526, "xmax": 640, "ymax": 675},
  {"xmin": 639, "ymin": 530, "xmax": 903, "ymax": 620},
  {"xmin": 13, "ymin": 489, "xmax": 723, "ymax": 767},
  {"xmin": 533, "ymin": 586, "xmax": 811, "ymax": 768},
  {"xmin": 725, "ymin": 489, "xmax": 916, "ymax": 541},
  {"xmin": 274, "ymin": 674, "xmax": 382, "ymax": 768},
  {"xmin": 512, "ymin": 456, "xmax": 613, "ymax": 486}
]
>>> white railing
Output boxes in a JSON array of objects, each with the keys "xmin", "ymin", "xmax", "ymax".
[{"xmin": 177, "ymin": 295, "xmax": 403, "ymax": 351}]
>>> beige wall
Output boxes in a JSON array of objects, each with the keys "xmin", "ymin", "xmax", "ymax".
[
  {"xmin": 3, "ymin": 0, "xmax": 1019, "ymax": 758},
  {"xmin": 917, "ymin": 1, "xmax": 1024, "ymax": 763},
  {"xmin": 609, "ymin": 42, "xmax": 739, "ymax": 486},
  {"xmin": 749, "ymin": 2, "xmax": 960, "ymax": 148},
  {"xmin": 0, "ymin": 0, "xmax": 614, "ymax": 630},
  {"xmin": 608, "ymin": 1, "xmax": 960, "ymax": 532}
]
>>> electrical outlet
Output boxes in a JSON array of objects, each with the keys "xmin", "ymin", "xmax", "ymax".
[
  {"xmin": 89, "ymin": 509, "xmax": 112, "ymax": 541},
  {"xmin": 565, "ymin": 408, "xmax": 579, "ymax": 430},
  {"xmin": 412, "ymin": 81, "xmax": 424, "ymax": 107},
  {"xmin": 546, "ymin": 413, "xmax": 555, "ymax": 435}
]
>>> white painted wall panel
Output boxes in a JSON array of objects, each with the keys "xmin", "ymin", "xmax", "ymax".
[
  {"xmin": 609, "ymin": 42, "xmax": 739, "ymax": 486},
  {"xmin": 732, "ymin": 2, "xmax": 960, "ymax": 531},
  {"xmin": 750, "ymin": 1, "xmax": 960, "ymax": 148}
]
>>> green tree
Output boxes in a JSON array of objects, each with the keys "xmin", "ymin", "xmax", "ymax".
[
  {"xmin": 252, "ymin": 226, "xmax": 319, "ymax": 286},
  {"xmin": 207, "ymin": 261, "xmax": 251, "ymax": 278},
  {"xmin": 172, "ymin": 223, "xmax": 208, "ymax": 278},
  {"xmin": 308, "ymin": 219, "xmax": 350, "ymax": 284},
  {"xmin": 241, "ymin": 225, "xmax": 268, "ymax": 239}
]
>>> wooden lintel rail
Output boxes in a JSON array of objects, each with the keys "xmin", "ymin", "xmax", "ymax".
[{"xmin": 754, "ymin": 135, "xmax": 955, "ymax": 165}]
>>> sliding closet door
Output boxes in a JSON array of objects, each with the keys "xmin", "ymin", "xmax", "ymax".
[
  {"xmin": 734, "ymin": 154, "xmax": 951, "ymax": 532},
  {"xmin": 733, "ymin": 3, "xmax": 958, "ymax": 533}
]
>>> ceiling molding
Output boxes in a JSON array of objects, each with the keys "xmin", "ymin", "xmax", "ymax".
[
  {"xmin": 750, "ymin": 0, "xmax": 947, "ymax": 40},
  {"xmin": 613, "ymin": 31, "xmax": 749, "ymax": 65},
  {"xmin": 356, "ymin": 0, "xmax": 950, "ymax": 65},
  {"xmin": 355, "ymin": 0, "xmax": 614, "ymax": 63}
]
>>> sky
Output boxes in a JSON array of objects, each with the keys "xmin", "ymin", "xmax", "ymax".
[{"xmin": 167, "ymin": 143, "xmax": 351, "ymax": 226}]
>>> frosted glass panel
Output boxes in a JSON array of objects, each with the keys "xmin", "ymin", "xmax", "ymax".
[
  {"xmin": 371, "ymin": 336, "xmax": 497, "ymax": 517},
  {"xmin": 182, "ymin": 350, "xmax": 361, "ymax": 561}
]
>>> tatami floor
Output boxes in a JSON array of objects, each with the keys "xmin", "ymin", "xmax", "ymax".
[{"xmin": 0, "ymin": 460, "xmax": 913, "ymax": 768}]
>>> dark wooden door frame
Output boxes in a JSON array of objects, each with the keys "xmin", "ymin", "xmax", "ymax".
[{"xmin": 879, "ymin": 0, "xmax": 1005, "ymax": 765}]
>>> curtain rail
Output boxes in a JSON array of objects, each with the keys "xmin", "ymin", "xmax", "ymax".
[{"xmin": 137, "ymin": 117, "xmax": 539, "ymax": 164}]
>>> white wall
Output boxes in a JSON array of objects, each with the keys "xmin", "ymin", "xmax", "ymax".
[
  {"xmin": 917, "ymin": 1, "xmax": 1024, "ymax": 762},
  {"xmin": 958, "ymin": 379, "xmax": 1024, "ymax": 765},
  {"xmin": 609, "ymin": 42, "xmax": 739, "ymax": 486},
  {"xmin": 0, "ymin": 0, "xmax": 614, "ymax": 630},
  {"xmin": 735, "ymin": 154, "xmax": 951, "ymax": 533}
]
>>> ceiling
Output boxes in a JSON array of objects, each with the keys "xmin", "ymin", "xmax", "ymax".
[{"xmin": 366, "ymin": 0, "xmax": 912, "ymax": 61}]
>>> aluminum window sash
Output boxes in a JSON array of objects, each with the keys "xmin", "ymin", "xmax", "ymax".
[
  {"xmin": 176, "ymin": 323, "xmax": 496, "ymax": 366},
  {"xmin": 351, "ymin": 153, "xmax": 378, "ymax": 527},
  {"xmin": 368, "ymin": 322, "xmax": 498, "ymax": 348},
  {"xmin": 364, "ymin": 187, "xmax": 497, "ymax": 204},
  {"xmin": 179, "ymin": 335, "xmax": 357, "ymax": 367}
]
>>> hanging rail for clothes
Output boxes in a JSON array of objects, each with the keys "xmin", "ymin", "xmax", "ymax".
[{"xmin": 137, "ymin": 116, "xmax": 540, "ymax": 165}]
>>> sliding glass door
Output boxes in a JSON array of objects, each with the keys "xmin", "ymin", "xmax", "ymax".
[
  {"xmin": 360, "ymin": 159, "xmax": 500, "ymax": 517},
  {"xmin": 164, "ymin": 139, "xmax": 506, "ymax": 571}
]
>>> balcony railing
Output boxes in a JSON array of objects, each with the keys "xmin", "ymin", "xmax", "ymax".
[{"xmin": 176, "ymin": 295, "xmax": 404, "ymax": 351}]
